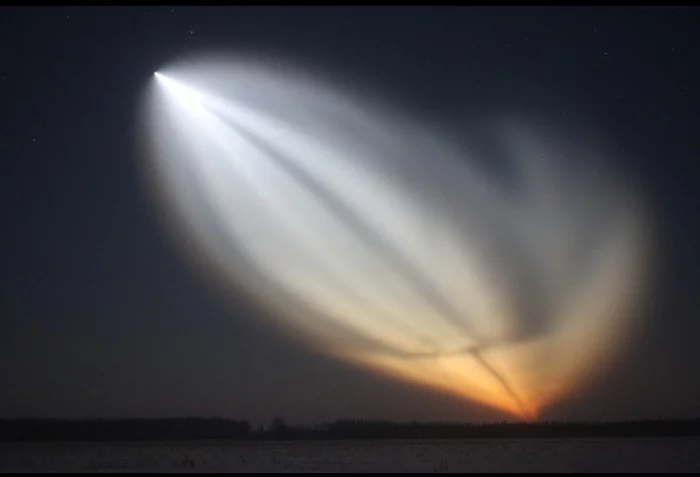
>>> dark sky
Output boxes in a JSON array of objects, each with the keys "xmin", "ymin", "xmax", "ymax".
[{"xmin": 1, "ymin": 6, "xmax": 699, "ymax": 426}]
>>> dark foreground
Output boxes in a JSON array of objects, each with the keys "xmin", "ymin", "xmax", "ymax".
[
  {"xmin": 3, "ymin": 418, "xmax": 700, "ymax": 441},
  {"xmin": 1, "ymin": 437, "xmax": 699, "ymax": 473}
]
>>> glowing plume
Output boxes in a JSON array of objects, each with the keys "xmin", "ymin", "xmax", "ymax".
[{"xmin": 140, "ymin": 54, "xmax": 653, "ymax": 419}]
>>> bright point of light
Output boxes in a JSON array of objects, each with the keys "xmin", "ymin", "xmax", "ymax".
[
  {"xmin": 152, "ymin": 72, "xmax": 207, "ymax": 114},
  {"xmin": 142, "ymin": 56, "xmax": 653, "ymax": 420}
]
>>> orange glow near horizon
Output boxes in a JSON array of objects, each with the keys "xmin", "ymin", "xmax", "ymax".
[{"xmin": 141, "ymin": 54, "xmax": 653, "ymax": 420}]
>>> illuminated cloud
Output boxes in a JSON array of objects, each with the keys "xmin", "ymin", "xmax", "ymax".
[{"xmin": 140, "ymin": 54, "xmax": 653, "ymax": 420}]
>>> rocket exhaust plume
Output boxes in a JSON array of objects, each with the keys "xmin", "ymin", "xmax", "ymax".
[{"xmin": 139, "ymin": 54, "xmax": 653, "ymax": 420}]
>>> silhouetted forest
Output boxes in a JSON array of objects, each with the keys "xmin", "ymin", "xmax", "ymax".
[{"xmin": 1, "ymin": 417, "xmax": 699, "ymax": 442}]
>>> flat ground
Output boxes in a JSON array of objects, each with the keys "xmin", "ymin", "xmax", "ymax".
[{"xmin": 1, "ymin": 437, "xmax": 699, "ymax": 473}]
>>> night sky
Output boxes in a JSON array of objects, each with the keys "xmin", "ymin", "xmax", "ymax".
[{"xmin": 2, "ymin": 6, "xmax": 699, "ymax": 427}]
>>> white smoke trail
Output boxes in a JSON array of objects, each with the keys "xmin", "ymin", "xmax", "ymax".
[{"xmin": 140, "ymin": 54, "xmax": 653, "ymax": 419}]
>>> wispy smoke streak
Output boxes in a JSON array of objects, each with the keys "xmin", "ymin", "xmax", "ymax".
[{"xmin": 143, "ymin": 57, "xmax": 651, "ymax": 419}]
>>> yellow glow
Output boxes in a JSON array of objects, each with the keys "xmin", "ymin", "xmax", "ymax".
[{"xmin": 140, "ymin": 55, "xmax": 653, "ymax": 420}]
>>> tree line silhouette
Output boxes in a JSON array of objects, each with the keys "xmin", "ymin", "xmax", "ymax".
[{"xmin": 1, "ymin": 417, "xmax": 699, "ymax": 442}]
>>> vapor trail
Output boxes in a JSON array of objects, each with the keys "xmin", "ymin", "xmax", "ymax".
[{"xmin": 143, "ymin": 57, "xmax": 651, "ymax": 419}]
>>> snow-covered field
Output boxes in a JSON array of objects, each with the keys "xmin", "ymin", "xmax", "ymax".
[{"xmin": 1, "ymin": 438, "xmax": 699, "ymax": 473}]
